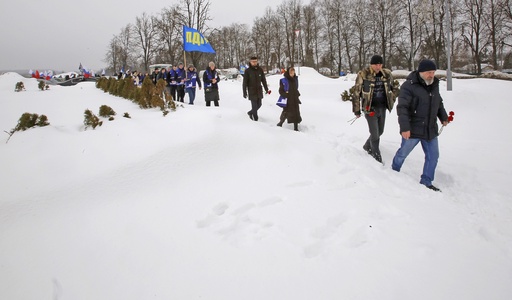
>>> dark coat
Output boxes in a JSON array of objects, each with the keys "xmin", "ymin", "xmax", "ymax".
[
  {"xmin": 242, "ymin": 65, "xmax": 269, "ymax": 100},
  {"xmin": 279, "ymin": 70, "xmax": 302, "ymax": 124},
  {"xmin": 203, "ymin": 67, "xmax": 220, "ymax": 102},
  {"xmin": 397, "ymin": 71, "xmax": 448, "ymax": 140}
]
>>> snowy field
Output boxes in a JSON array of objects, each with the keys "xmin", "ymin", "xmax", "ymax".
[{"xmin": 1, "ymin": 68, "xmax": 511, "ymax": 300}]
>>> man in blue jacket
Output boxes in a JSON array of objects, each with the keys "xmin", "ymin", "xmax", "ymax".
[{"xmin": 391, "ymin": 59, "xmax": 449, "ymax": 192}]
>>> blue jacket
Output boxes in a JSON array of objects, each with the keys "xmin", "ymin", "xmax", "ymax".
[
  {"xmin": 397, "ymin": 71, "xmax": 448, "ymax": 140},
  {"xmin": 175, "ymin": 67, "xmax": 186, "ymax": 85},
  {"xmin": 167, "ymin": 69, "xmax": 177, "ymax": 85}
]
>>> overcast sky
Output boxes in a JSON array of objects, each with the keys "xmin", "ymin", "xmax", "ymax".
[{"xmin": 0, "ymin": 0, "xmax": 289, "ymax": 72}]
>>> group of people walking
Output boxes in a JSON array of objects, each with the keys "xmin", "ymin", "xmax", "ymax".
[
  {"xmin": 129, "ymin": 55, "xmax": 450, "ymax": 191},
  {"xmin": 351, "ymin": 55, "xmax": 450, "ymax": 192},
  {"xmin": 147, "ymin": 61, "xmax": 220, "ymax": 106},
  {"xmin": 242, "ymin": 54, "xmax": 450, "ymax": 192},
  {"xmin": 242, "ymin": 56, "xmax": 302, "ymax": 131}
]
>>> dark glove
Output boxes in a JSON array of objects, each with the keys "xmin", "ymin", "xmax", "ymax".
[{"xmin": 243, "ymin": 93, "xmax": 247, "ymax": 99}]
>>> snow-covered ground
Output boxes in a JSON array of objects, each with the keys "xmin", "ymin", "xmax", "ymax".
[{"xmin": 1, "ymin": 68, "xmax": 511, "ymax": 300}]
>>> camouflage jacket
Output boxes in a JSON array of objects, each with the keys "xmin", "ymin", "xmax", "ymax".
[{"xmin": 351, "ymin": 67, "xmax": 398, "ymax": 115}]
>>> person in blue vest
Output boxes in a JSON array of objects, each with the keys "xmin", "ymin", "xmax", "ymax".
[
  {"xmin": 168, "ymin": 65, "xmax": 178, "ymax": 101},
  {"xmin": 175, "ymin": 63, "xmax": 186, "ymax": 102},
  {"xmin": 185, "ymin": 64, "xmax": 202, "ymax": 105},
  {"xmin": 277, "ymin": 67, "xmax": 301, "ymax": 131},
  {"xmin": 203, "ymin": 61, "xmax": 221, "ymax": 107}
]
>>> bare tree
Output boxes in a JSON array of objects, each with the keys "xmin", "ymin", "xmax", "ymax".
[
  {"xmin": 182, "ymin": 0, "xmax": 213, "ymax": 67},
  {"xmin": 155, "ymin": 5, "xmax": 183, "ymax": 65},
  {"xmin": 104, "ymin": 35, "xmax": 122, "ymax": 74},
  {"xmin": 486, "ymin": 0, "xmax": 506, "ymax": 69},
  {"xmin": 277, "ymin": 0, "xmax": 303, "ymax": 67},
  {"xmin": 118, "ymin": 25, "xmax": 135, "ymax": 72},
  {"xmin": 395, "ymin": 0, "xmax": 424, "ymax": 70},
  {"xmin": 350, "ymin": 0, "xmax": 372, "ymax": 70},
  {"xmin": 461, "ymin": 0, "xmax": 490, "ymax": 73},
  {"xmin": 133, "ymin": 12, "xmax": 158, "ymax": 72}
]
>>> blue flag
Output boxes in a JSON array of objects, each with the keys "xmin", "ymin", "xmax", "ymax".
[{"xmin": 183, "ymin": 26, "xmax": 215, "ymax": 53}]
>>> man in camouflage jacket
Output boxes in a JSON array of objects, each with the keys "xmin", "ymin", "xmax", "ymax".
[{"xmin": 351, "ymin": 55, "xmax": 399, "ymax": 163}]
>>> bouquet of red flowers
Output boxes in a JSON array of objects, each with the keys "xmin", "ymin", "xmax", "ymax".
[
  {"xmin": 439, "ymin": 111, "xmax": 454, "ymax": 135},
  {"xmin": 365, "ymin": 106, "xmax": 375, "ymax": 117}
]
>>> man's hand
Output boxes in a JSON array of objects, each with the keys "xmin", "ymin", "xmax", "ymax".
[
  {"xmin": 401, "ymin": 131, "xmax": 411, "ymax": 139},
  {"xmin": 442, "ymin": 121, "xmax": 449, "ymax": 126},
  {"xmin": 243, "ymin": 93, "xmax": 247, "ymax": 99}
]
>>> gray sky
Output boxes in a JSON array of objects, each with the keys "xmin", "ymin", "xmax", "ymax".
[{"xmin": 0, "ymin": 0, "xmax": 283, "ymax": 72}]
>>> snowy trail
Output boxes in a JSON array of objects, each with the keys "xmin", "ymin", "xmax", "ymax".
[{"xmin": 1, "ymin": 71, "xmax": 512, "ymax": 299}]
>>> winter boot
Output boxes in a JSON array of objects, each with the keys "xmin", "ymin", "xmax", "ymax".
[
  {"xmin": 294, "ymin": 123, "xmax": 299, "ymax": 131},
  {"xmin": 372, "ymin": 152, "xmax": 382, "ymax": 163},
  {"xmin": 363, "ymin": 144, "xmax": 372, "ymax": 155},
  {"xmin": 277, "ymin": 112, "xmax": 286, "ymax": 126},
  {"xmin": 426, "ymin": 185, "xmax": 441, "ymax": 192}
]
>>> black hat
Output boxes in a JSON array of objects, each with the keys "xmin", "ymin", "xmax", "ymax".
[
  {"xmin": 370, "ymin": 55, "xmax": 383, "ymax": 65},
  {"xmin": 250, "ymin": 56, "xmax": 258, "ymax": 60},
  {"xmin": 418, "ymin": 59, "xmax": 437, "ymax": 72}
]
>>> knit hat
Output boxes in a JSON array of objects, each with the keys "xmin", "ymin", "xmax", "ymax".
[
  {"xmin": 370, "ymin": 55, "xmax": 383, "ymax": 65},
  {"xmin": 188, "ymin": 64, "xmax": 194, "ymax": 69},
  {"xmin": 418, "ymin": 59, "xmax": 437, "ymax": 72}
]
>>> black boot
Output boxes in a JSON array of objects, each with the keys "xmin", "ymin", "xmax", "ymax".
[
  {"xmin": 372, "ymin": 152, "xmax": 382, "ymax": 163},
  {"xmin": 277, "ymin": 111, "xmax": 286, "ymax": 126},
  {"xmin": 294, "ymin": 123, "xmax": 299, "ymax": 131},
  {"xmin": 363, "ymin": 144, "xmax": 372, "ymax": 155}
]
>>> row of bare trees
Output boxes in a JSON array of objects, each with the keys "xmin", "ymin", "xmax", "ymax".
[
  {"xmin": 105, "ymin": 0, "xmax": 512, "ymax": 75},
  {"xmin": 105, "ymin": 0, "xmax": 214, "ymax": 74}
]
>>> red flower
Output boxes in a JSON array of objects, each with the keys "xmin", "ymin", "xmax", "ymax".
[
  {"xmin": 369, "ymin": 112, "xmax": 375, "ymax": 117},
  {"xmin": 448, "ymin": 115, "xmax": 454, "ymax": 122},
  {"xmin": 449, "ymin": 111, "xmax": 454, "ymax": 116},
  {"xmin": 365, "ymin": 106, "xmax": 370, "ymax": 111}
]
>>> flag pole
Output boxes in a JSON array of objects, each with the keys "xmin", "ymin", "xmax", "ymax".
[{"xmin": 183, "ymin": 50, "xmax": 188, "ymax": 77}]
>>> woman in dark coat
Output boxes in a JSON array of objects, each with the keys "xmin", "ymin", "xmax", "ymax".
[
  {"xmin": 203, "ymin": 61, "xmax": 221, "ymax": 107},
  {"xmin": 277, "ymin": 67, "xmax": 302, "ymax": 131}
]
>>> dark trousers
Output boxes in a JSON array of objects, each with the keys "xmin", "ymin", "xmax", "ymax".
[
  {"xmin": 170, "ymin": 85, "xmax": 177, "ymax": 101},
  {"xmin": 177, "ymin": 85, "xmax": 185, "ymax": 102},
  {"xmin": 363, "ymin": 106, "xmax": 386, "ymax": 155},
  {"xmin": 248, "ymin": 98, "xmax": 262, "ymax": 120},
  {"xmin": 206, "ymin": 100, "xmax": 219, "ymax": 106}
]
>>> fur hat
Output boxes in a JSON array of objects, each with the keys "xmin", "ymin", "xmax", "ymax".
[
  {"xmin": 370, "ymin": 55, "xmax": 383, "ymax": 65},
  {"xmin": 188, "ymin": 64, "xmax": 194, "ymax": 69},
  {"xmin": 418, "ymin": 59, "xmax": 437, "ymax": 72}
]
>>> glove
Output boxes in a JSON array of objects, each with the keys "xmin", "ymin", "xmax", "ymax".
[
  {"xmin": 266, "ymin": 90, "xmax": 271, "ymax": 95},
  {"xmin": 243, "ymin": 94, "xmax": 247, "ymax": 99}
]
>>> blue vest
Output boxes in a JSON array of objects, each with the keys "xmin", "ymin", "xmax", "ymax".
[{"xmin": 186, "ymin": 71, "xmax": 199, "ymax": 88}]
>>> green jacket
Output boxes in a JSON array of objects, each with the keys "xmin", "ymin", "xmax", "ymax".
[{"xmin": 351, "ymin": 67, "xmax": 398, "ymax": 115}]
